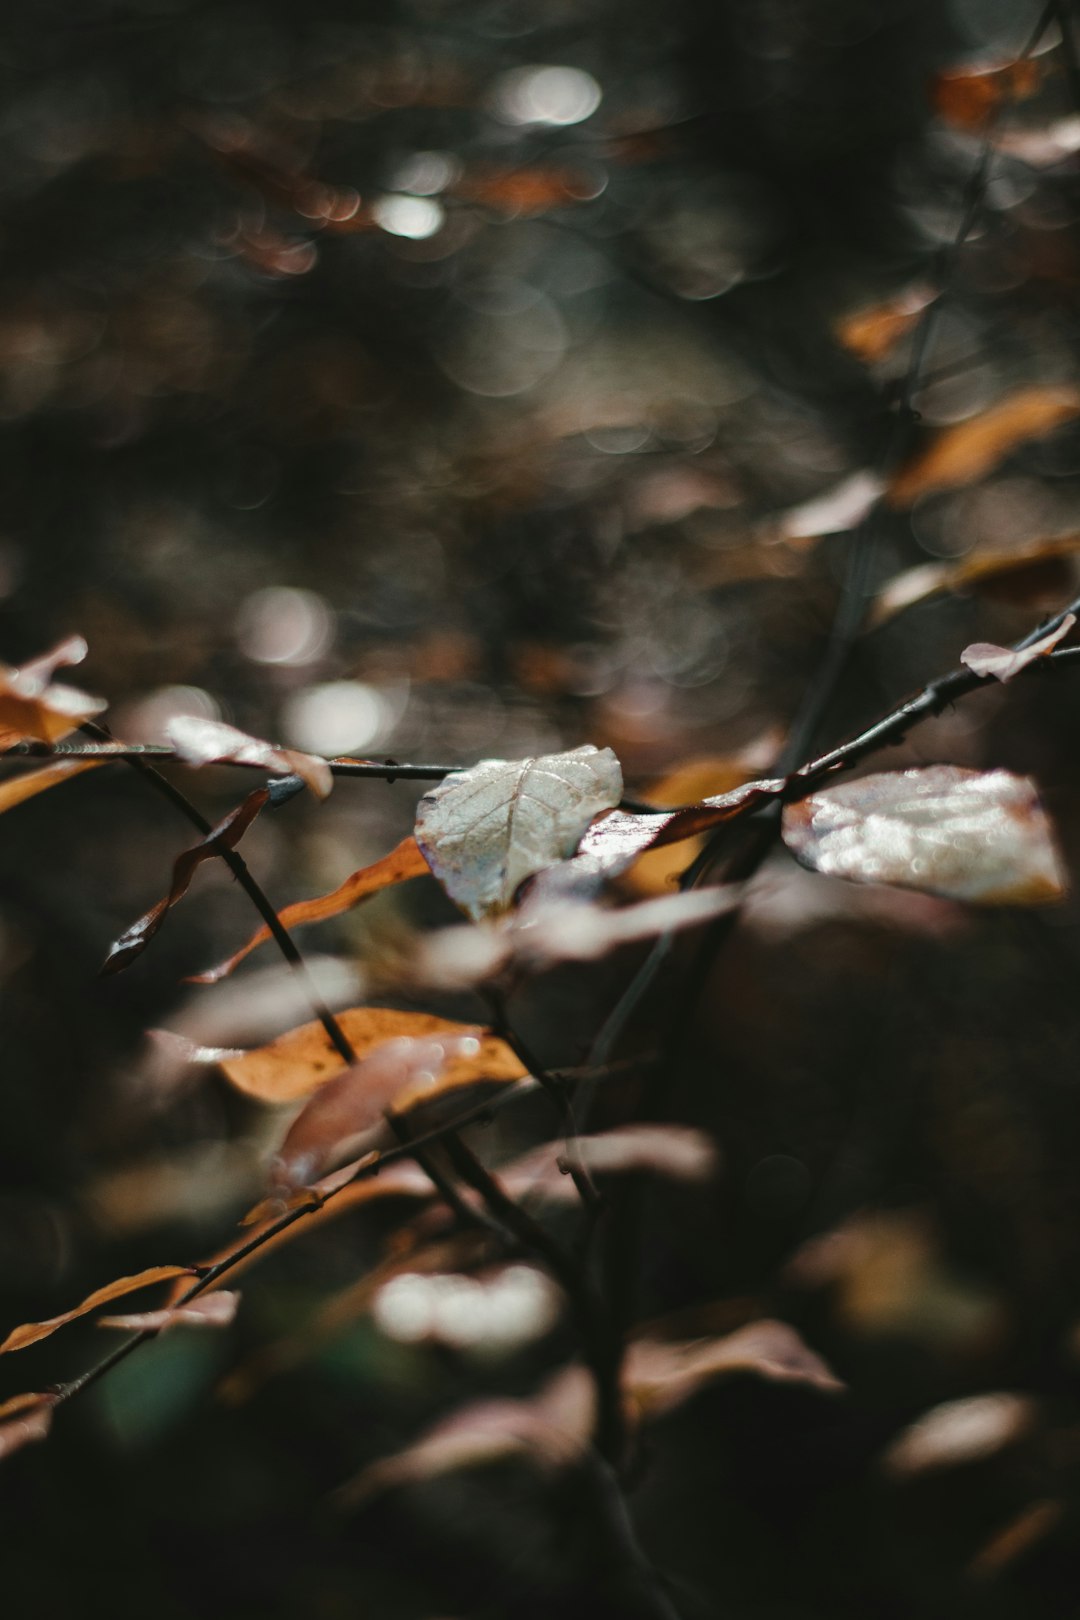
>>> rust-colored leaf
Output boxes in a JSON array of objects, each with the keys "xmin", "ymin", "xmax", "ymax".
[
  {"xmin": 166, "ymin": 714, "xmax": 332, "ymax": 799},
  {"xmin": 191, "ymin": 835, "xmax": 429, "ymax": 983},
  {"xmin": 834, "ymin": 285, "xmax": 934, "ymax": 365},
  {"xmin": 0, "ymin": 758, "xmax": 107, "ymax": 815},
  {"xmin": 961, "ymin": 612, "xmax": 1076, "ymax": 681},
  {"xmin": 219, "ymin": 1006, "xmax": 525, "ymax": 1105},
  {"xmin": 969, "ymin": 1500, "xmax": 1062, "ymax": 1579},
  {"xmin": 98, "ymin": 1290, "xmax": 240, "ymax": 1334},
  {"xmin": 101, "ymin": 787, "xmax": 270, "ymax": 975},
  {"xmin": 1, "ymin": 1265, "xmax": 196, "ymax": 1353},
  {"xmin": 782, "ymin": 766, "xmax": 1067, "ymax": 905},
  {"xmin": 625, "ymin": 1319, "xmax": 844, "ymax": 1418},
  {"xmin": 882, "ymin": 1393, "xmax": 1035, "ymax": 1478},
  {"xmin": 0, "ymin": 636, "xmax": 106, "ymax": 748},
  {"xmin": 888, "ymin": 387, "xmax": 1080, "ymax": 507},
  {"xmin": 871, "ymin": 533, "xmax": 1080, "ymax": 626},
  {"xmin": 933, "ymin": 56, "xmax": 1041, "ymax": 132},
  {"xmin": 0, "ymin": 1392, "xmax": 56, "ymax": 1461},
  {"xmin": 452, "ymin": 164, "xmax": 588, "ymax": 216}
]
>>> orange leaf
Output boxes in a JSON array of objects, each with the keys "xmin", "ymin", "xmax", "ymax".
[
  {"xmin": 1, "ymin": 1265, "xmax": 196, "ymax": 1353},
  {"xmin": 0, "ymin": 636, "xmax": 105, "ymax": 748},
  {"xmin": 191, "ymin": 835, "xmax": 429, "ymax": 983},
  {"xmin": 0, "ymin": 758, "xmax": 107, "ymax": 815},
  {"xmin": 871, "ymin": 532, "xmax": 1080, "ymax": 626},
  {"xmin": 933, "ymin": 56, "xmax": 1041, "ymax": 132},
  {"xmin": 834, "ymin": 285, "xmax": 935, "ymax": 365},
  {"xmin": 0, "ymin": 1392, "xmax": 55, "ymax": 1461},
  {"xmin": 101, "ymin": 787, "xmax": 270, "ymax": 975},
  {"xmin": 888, "ymin": 387, "xmax": 1080, "ymax": 507},
  {"xmin": 453, "ymin": 164, "xmax": 587, "ymax": 216},
  {"xmin": 218, "ymin": 1006, "xmax": 525, "ymax": 1105}
]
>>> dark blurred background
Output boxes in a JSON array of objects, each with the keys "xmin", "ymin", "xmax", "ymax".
[{"xmin": 3, "ymin": 0, "xmax": 1080, "ymax": 1614}]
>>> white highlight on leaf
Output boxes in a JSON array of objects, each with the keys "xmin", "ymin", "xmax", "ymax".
[
  {"xmin": 414, "ymin": 745, "xmax": 623, "ymax": 920},
  {"xmin": 166, "ymin": 714, "xmax": 332, "ymax": 799},
  {"xmin": 881, "ymin": 1393, "xmax": 1034, "ymax": 1478},
  {"xmin": 782, "ymin": 766, "xmax": 1066, "ymax": 905},
  {"xmin": 374, "ymin": 1264, "xmax": 560, "ymax": 1355},
  {"xmin": 961, "ymin": 612, "xmax": 1075, "ymax": 682}
]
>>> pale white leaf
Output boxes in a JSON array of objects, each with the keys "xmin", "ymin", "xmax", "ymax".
[
  {"xmin": 961, "ymin": 613, "xmax": 1075, "ymax": 682},
  {"xmin": 97, "ymin": 1290, "xmax": 241, "ymax": 1334},
  {"xmin": 881, "ymin": 1393, "xmax": 1034, "ymax": 1478},
  {"xmin": 166, "ymin": 714, "xmax": 333, "ymax": 799},
  {"xmin": 415, "ymin": 745, "xmax": 623, "ymax": 920},
  {"xmin": 782, "ymin": 766, "xmax": 1066, "ymax": 905}
]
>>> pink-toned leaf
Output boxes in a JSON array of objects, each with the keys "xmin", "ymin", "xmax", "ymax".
[
  {"xmin": 0, "ymin": 636, "xmax": 106, "ymax": 748},
  {"xmin": 499, "ymin": 1125, "xmax": 718, "ymax": 1203},
  {"xmin": 625, "ymin": 1319, "xmax": 844, "ymax": 1417},
  {"xmin": 101, "ymin": 786, "xmax": 270, "ymax": 974},
  {"xmin": 98, "ymin": 1290, "xmax": 240, "ymax": 1334},
  {"xmin": 775, "ymin": 469, "xmax": 884, "ymax": 545},
  {"xmin": 190, "ymin": 835, "xmax": 430, "ymax": 983},
  {"xmin": 881, "ymin": 1393, "xmax": 1035, "ymax": 1478},
  {"xmin": 782, "ymin": 766, "xmax": 1066, "ymax": 905},
  {"xmin": 0, "ymin": 1392, "xmax": 56, "ymax": 1461},
  {"xmin": 1, "ymin": 1265, "xmax": 196, "ymax": 1353},
  {"xmin": 961, "ymin": 613, "xmax": 1076, "ymax": 682},
  {"xmin": 166, "ymin": 713, "xmax": 332, "ymax": 799},
  {"xmin": 0, "ymin": 758, "xmax": 108, "ymax": 815}
]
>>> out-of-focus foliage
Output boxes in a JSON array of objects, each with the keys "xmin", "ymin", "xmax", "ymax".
[{"xmin": 4, "ymin": 0, "xmax": 1080, "ymax": 1617}]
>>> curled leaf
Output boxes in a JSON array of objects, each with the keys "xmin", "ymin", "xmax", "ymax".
[
  {"xmin": 190, "ymin": 835, "xmax": 430, "ymax": 983},
  {"xmin": 0, "ymin": 1392, "xmax": 56, "ymax": 1461},
  {"xmin": 961, "ymin": 612, "xmax": 1075, "ymax": 681},
  {"xmin": 98, "ymin": 1290, "xmax": 240, "ymax": 1334},
  {"xmin": 871, "ymin": 533, "xmax": 1080, "ymax": 627},
  {"xmin": 101, "ymin": 787, "xmax": 270, "ymax": 975},
  {"xmin": 166, "ymin": 713, "xmax": 332, "ymax": 799},
  {"xmin": 0, "ymin": 636, "xmax": 106, "ymax": 748},
  {"xmin": 888, "ymin": 387, "xmax": 1080, "ymax": 507},
  {"xmin": 218, "ymin": 1006, "xmax": 525, "ymax": 1105},
  {"xmin": 882, "ymin": 1393, "xmax": 1035, "ymax": 1478},
  {"xmin": 625, "ymin": 1320, "xmax": 844, "ymax": 1417},
  {"xmin": 0, "ymin": 757, "xmax": 107, "ymax": 815},
  {"xmin": 783, "ymin": 767, "xmax": 1067, "ymax": 905},
  {"xmin": 1, "ymin": 1265, "xmax": 196, "ymax": 1353},
  {"xmin": 415, "ymin": 745, "xmax": 623, "ymax": 920}
]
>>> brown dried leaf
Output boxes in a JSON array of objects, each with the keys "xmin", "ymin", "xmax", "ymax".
[
  {"xmin": 0, "ymin": 1392, "xmax": 56, "ymax": 1461},
  {"xmin": 888, "ymin": 387, "xmax": 1080, "ymax": 507},
  {"xmin": 0, "ymin": 758, "xmax": 108, "ymax": 815},
  {"xmin": 101, "ymin": 787, "xmax": 270, "ymax": 974},
  {"xmin": 834, "ymin": 285, "xmax": 935, "ymax": 365},
  {"xmin": 871, "ymin": 533, "xmax": 1080, "ymax": 626},
  {"xmin": 1, "ymin": 1265, "xmax": 196, "ymax": 1353},
  {"xmin": 933, "ymin": 56, "xmax": 1041, "ymax": 132},
  {"xmin": 415, "ymin": 746, "xmax": 624, "ymax": 920},
  {"xmin": 166, "ymin": 713, "xmax": 332, "ymax": 799},
  {"xmin": 0, "ymin": 636, "xmax": 106, "ymax": 748},
  {"xmin": 782, "ymin": 766, "xmax": 1067, "ymax": 905},
  {"xmin": 190, "ymin": 835, "xmax": 429, "ymax": 983},
  {"xmin": 625, "ymin": 1319, "xmax": 844, "ymax": 1418},
  {"xmin": 452, "ymin": 163, "xmax": 588, "ymax": 216},
  {"xmin": 961, "ymin": 612, "xmax": 1075, "ymax": 680},
  {"xmin": 882, "ymin": 1393, "xmax": 1035, "ymax": 1478},
  {"xmin": 219, "ymin": 1006, "xmax": 524, "ymax": 1105},
  {"xmin": 98, "ymin": 1290, "xmax": 240, "ymax": 1334}
]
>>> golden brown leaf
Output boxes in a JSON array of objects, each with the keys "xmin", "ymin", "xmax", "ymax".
[
  {"xmin": 0, "ymin": 636, "xmax": 106, "ymax": 748},
  {"xmin": 219, "ymin": 1007, "xmax": 525, "ymax": 1105},
  {"xmin": 190, "ymin": 835, "xmax": 429, "ymax": 983},
  {"xmin": 0, "ymin": 758, "xmax": 107, "ymax": 815},
  {"xmin": 834, "ymin": 285, "xmax": 934, "ymax": 365},
  {"xmin": 933, "ymin": 57, "xmax": 1041, "ymax": 132},
  {"xmin": 1, "ymin": 1265, "xmax": 196, "ymax": 1353},
  {"xmin": 888, "ymin": 387, "xmax": 1080, "ymax": 507},
  {"xmin": 871, "ymin": 533, "xmax": 1080, "ymax": 626}
]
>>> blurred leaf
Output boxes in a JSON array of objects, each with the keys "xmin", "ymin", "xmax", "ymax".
[
  {"xmin": 100, "ymin": 787, "xmax": 270, "ymax": 975},
  {"xmin": 625, "ymin": 1319, "xmax": 845, "ymax": 1417},
  {"xmin": 888, "ymin": 387, "xmax": 1080, "ymax": 506},
  {"xmin": 0, "ymin": 636, "xmax": 105, "ymax": 748},
  {"xmin": 191, "ymin": 835, "xmax": 429, "ymax": 983},
  {"xmin": 872, "ymin": 533, "xmax": 1080, "ymax": 625},
  {"xmin": 1, "ymin": 1265, "xmax": 196, "ymax": 1353},
  {"xmin": 881, "ymin": 1393, "xmax": 1035, "ymax": 1478},
  {"xmin": 834, "ymin": 285, "xmax": 934, "ymax": 365},
  {"xmin": 969, "ymin": 1500, "xmax": 1063, "ymax": 1579},
  {"xmin": 98, "ymin": 1290, "xmax": 240, "ymax": 1334},
  {"xmin": 453, "ymin": 164, "xmax": 588, "ymax": 217},
  {"xmin": 0, "ymin": 1392, "xmax": 55, "ymax": 1461},
  {"xmin": 961, "ymin": 611, "xmax": 1075, "ymax": 680},
  {"xmin": 499, "ymin": 1124, "xmax": 718, "ymax": 1203},
  {"xmin": 0, "ymin": 757, "xmax": 107, "ymax": 815},
  {"xmin": 932, "ymin": 56, "xmax": 1041, "ymax": 132},
  {"xmin": 166, "ymin": 714, "xmax": 332, "ymax": 799},
  {"xmin": 782, "ymin": 766, "xmax": 1066, "ymax": 904},
  {"xmin": 415, "ymin": 746, "xmax": 623, "ymax": 920},
  {"xmin": 219, "ymin": 1006, "xmax": 524, "ymax": 1105}
]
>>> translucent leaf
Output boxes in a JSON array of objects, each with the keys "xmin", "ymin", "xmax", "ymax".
[
  {"xmin": 881, "ymin": 1393, "xmax": 1035, "ymax": 1478},
  {"xmin": 166, "ymin": 713, "xmax": 332, "ymax": 799},
  {"xmin": 782, "ymin": 767, "xmax": 1066, "ymax": 905},
  {"xmin": 218, "ymin": 1006, "xmax": 525, "ymax": 1104},
  {"xmin": 97, "ymin": 1290, "xmax": 240, "ymax": 1334},
  {"xmin": 190, "ymin": 835, "xmax": 429, "ymax": 983},
  {"xmin": 101, "ymin": 788, "xmax": 270, "ymax": 974},
  {"xmin": 1, "ymin": 1265, "xmax": 196, "ymax": 1353},
  {"xmin": 0, "ymin": 636, "xmax": 106, "ymax": 748},
  {"xmin": 888, "ymin": 387, "xmax": 1080, "ymax": 507},
  {"xmin": 414, "ymin": 745, "xmax": 623, "ymax": 920},
  {"xmin": 961, "ymin": 613, "xmax": 1075, "ymax": 681}
]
